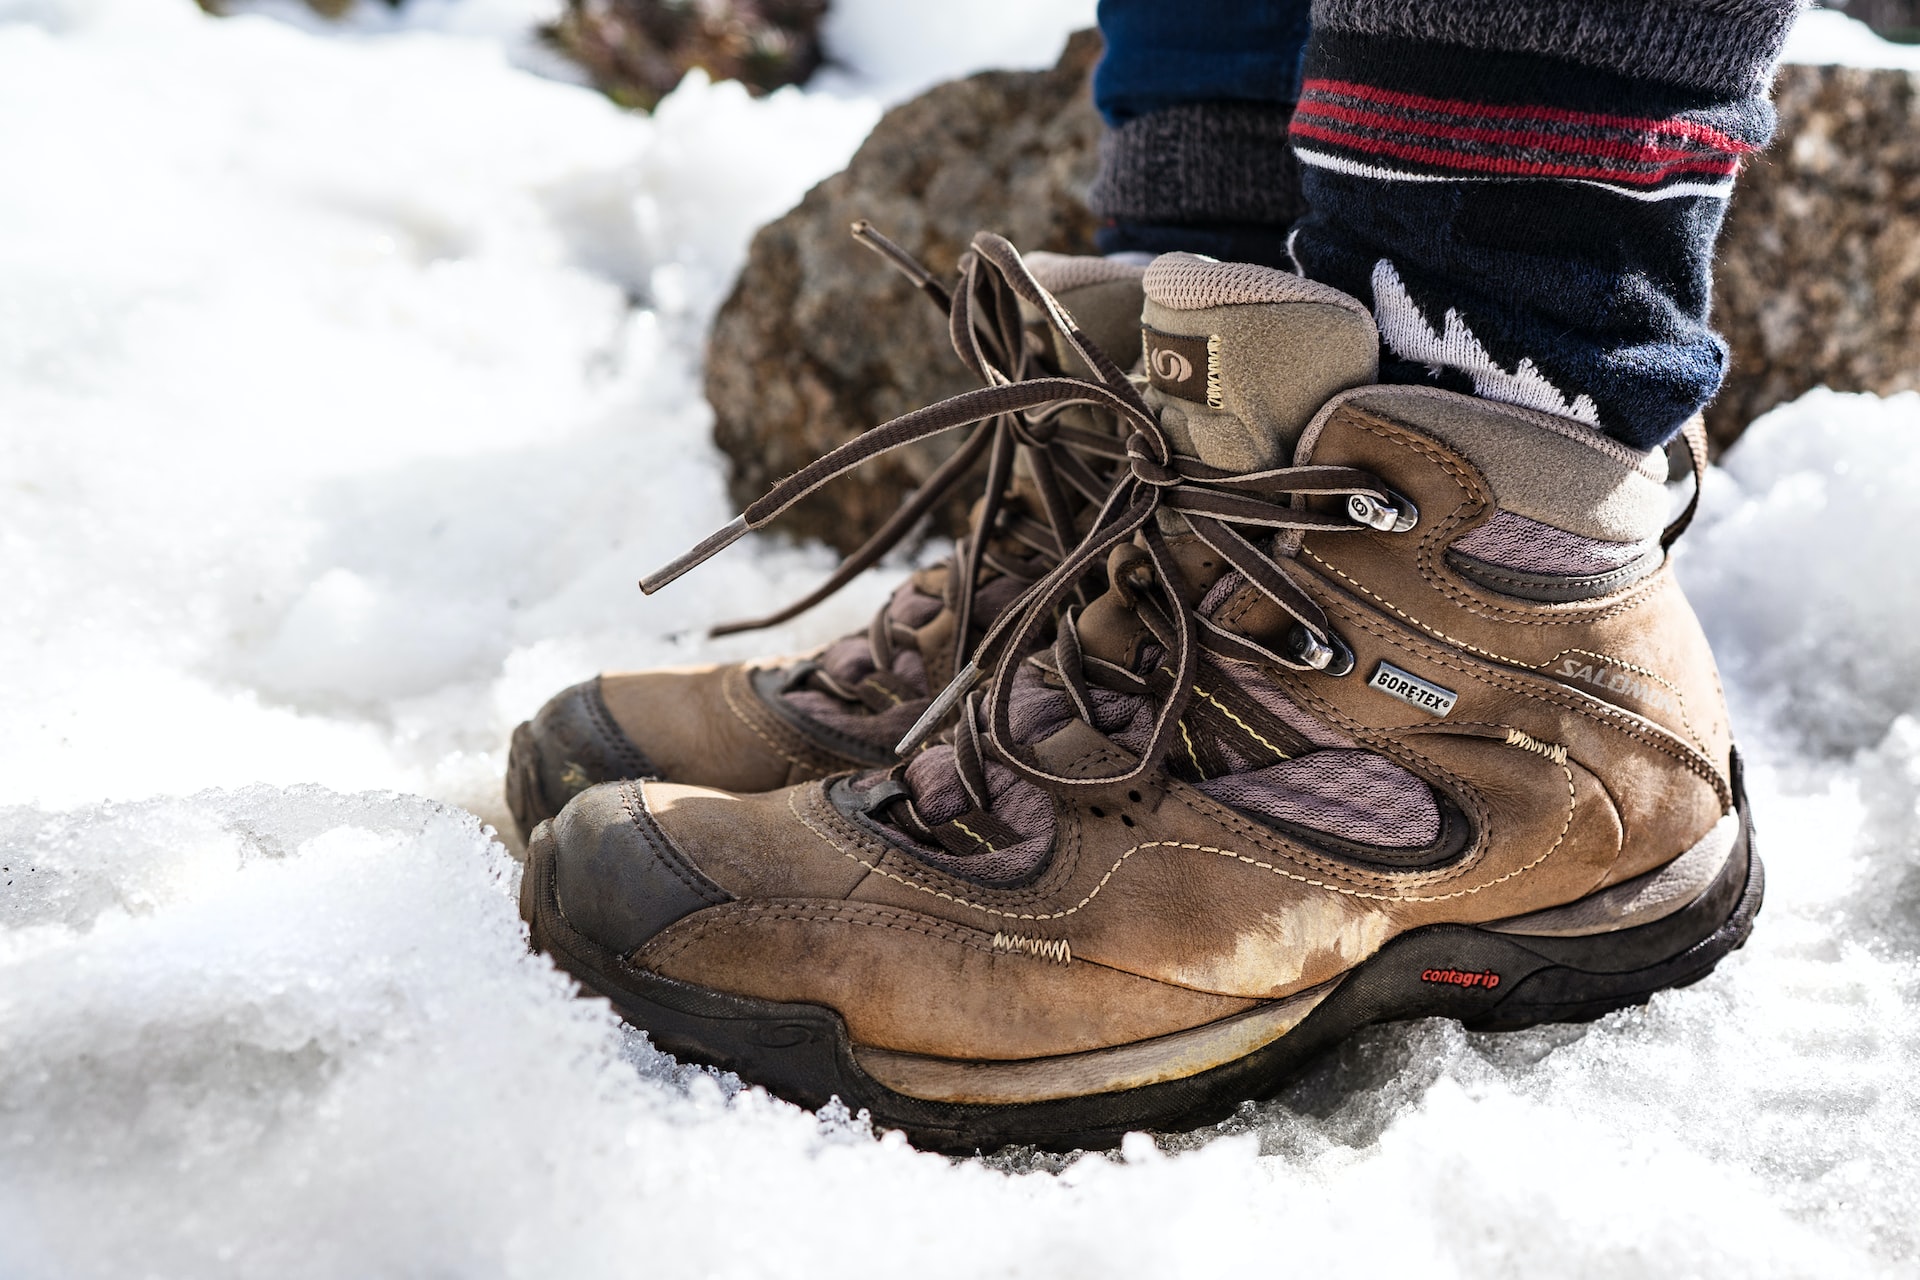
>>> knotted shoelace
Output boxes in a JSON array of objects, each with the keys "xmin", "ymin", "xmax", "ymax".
[
  {"xmin": 649, "ymin": 230, "xmax": 1414, "ymax": 824},
  {"xmin": 649, "ymin": 225, "xmax": 1136, "ymax": 718}
]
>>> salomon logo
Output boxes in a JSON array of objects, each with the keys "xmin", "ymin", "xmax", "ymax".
[
  {"xmin": 1368, "ymin": 662, "xmax": 1457, "ymax": 717},
  {"xmin": 1554, "ymin": 657, "xmax": 1679, "ymax": 715},
  {"xmin": 1150, "ymin": 347, "xmax": 1192, "ymax": 382},
  {"xmin": 1141, "ymin": 326, "xmax": 1217, "ymax": 405},
  {"xmin": 1421, "ymin": 967, "xmax": 1501, "ymax": 990}
]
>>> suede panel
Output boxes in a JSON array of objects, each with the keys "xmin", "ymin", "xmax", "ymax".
[
  {"xmin": 1279, "ymin": 399, "xmax": 1734, "ymax": 785},
  {"xmin": 1296, "ymin": 385, "xmax": 1669, "ymax": 542},
  {"xmin": 1140, "ymin": 296, "xmax": 1380, "ymax": 470},
  {"xmin": 643, "ymin": 780, "xmax": 875, "ymax": 904}
]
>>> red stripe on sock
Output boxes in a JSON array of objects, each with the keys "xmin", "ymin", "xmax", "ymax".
[
  {"xmin": 1295, "ymin": 100, "xmax": 1739, "ymax": 168},
  {"xmin": 1288, "ymin": 120, "xmax": 1742, "ymax": 184},
  {"xmin": 1302, "ymin": 77, "xmax": 1758, "ymax": 155}
]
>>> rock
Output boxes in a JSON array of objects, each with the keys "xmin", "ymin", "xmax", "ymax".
[
  {"xmin": 544, "ymin": 0, "xmax": 829, "ymax": 112},
  {"xmin": 704, "ymin": 30, "xmax": 1103, "ymax": 552},
  {"xmin": 708, "ymin": 40, "xmax": 1920, "ymax": 551},
  {"xmin": 1711, "ymin": 62, "xmax": 1920, "ymax": 449}
]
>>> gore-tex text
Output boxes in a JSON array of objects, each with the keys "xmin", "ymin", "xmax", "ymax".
[{"xmin": 1368, "ymin": 661, "xmax": 1457, "ymax": 717}]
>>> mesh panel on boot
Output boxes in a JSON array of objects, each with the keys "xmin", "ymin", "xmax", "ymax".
[
  {"xmin": 1452, "ymin": 509, "xmax": 1655, "ymax": 576},
  {"xmin": 1193, "ymin": 751, "xmax": 1440, "ymax": 847}
]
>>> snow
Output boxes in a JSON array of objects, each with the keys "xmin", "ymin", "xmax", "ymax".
[
  {"xmin": 1784, "ymin": 7, "xmax": 1920, "ymax": 70},
  {"xmin": 816, "ymin": 0, "xmax": 1096, "ymax": 103},
  {"xmin": 1, "ymin": 1, "xmax": 1915, "ymax": 1277}
]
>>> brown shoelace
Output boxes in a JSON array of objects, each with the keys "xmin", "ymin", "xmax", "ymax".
[
  {"xmin": 644, "ymin": 228, "xmax": 1141, "ymax": 710},
  {"xmin": 649, "ymin": 229, "xmax": 1420, "ymax": 815}
]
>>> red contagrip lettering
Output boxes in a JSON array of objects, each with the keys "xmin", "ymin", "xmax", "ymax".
[{"xmin": 1420, "ymin": 967, "xmax": 1502, "ymax": 990}]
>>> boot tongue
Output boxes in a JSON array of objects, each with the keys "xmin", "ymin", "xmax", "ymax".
[
  {"xmin": 1138, "ymin": 253, "xmax": 1379, "ymax": 471},
  {"xmin": 1058, "ymin": 257, "xmax": 1381, "ymax": 673}
]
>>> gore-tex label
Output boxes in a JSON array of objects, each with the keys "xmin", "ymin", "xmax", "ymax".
[{"xmin": 1368, "ymin": 661, "xmax": 1457, "ymax": 717}]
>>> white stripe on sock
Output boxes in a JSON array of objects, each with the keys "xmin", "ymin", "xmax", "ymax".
[{"xmin": 1292, "ymin": 147, "xmax": 1736, "ymax": 202}]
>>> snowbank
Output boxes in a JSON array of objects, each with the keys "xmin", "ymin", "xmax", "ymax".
[
  {"xmin": 2, "ymin": 2, "xmax": 1916, "ymax": 1277},
  {"xmin": 1784, "ymin": 7, "xmax": 1920, "ymax": 70}
]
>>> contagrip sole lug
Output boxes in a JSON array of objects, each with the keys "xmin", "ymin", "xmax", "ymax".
[
  {"xmin": 521, "ymin": 782, "xmax": 1763, "ymax": 1155},
  {"xmin": 504, "ymin": 721, "xmax": 554, "ymax": 846}
]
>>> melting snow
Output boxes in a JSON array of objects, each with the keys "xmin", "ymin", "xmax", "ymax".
[{"xmin": 1, "ymin": 2, "xmax": 1914, "ymax": 1277}]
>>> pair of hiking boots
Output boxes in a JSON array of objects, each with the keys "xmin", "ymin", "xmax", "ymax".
[{"xmin": 509, "ymin": 233, "xmax": 1761, "ymax": 1152}]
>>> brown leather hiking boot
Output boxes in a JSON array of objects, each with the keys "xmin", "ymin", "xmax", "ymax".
[
  {"xmin": 504, "ymin": 242, "xmax": 1148, "ymax": 842},
  {"xmin": 521, "ymin": 252, "xmax": 1760, "ymax": 1152}
]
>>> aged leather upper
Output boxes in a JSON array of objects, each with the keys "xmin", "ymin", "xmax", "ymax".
[{"xmin": 551, "ymin": 391, "xmax": 1737, "ymax": 1063}]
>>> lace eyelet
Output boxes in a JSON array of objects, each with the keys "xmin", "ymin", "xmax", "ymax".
[
  {"xmin": 1348, "ymin": 489, "xmax": 1419, "ymax": 533},
  {"xmin": 1288, "ymin": 625, "xmax": 1356, "ymax": 677}
]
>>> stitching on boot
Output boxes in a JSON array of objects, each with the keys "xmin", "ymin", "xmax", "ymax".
[
  {"xmin": 1332, "ymin": 410, "xmax": 1669, "ymax": 626},
  {"xmin": 1535, "ymin": 646, "xmax": 1705, "ymax": 752},
  {"xmin": 642, "ymin": 900, "xmax": 1006, "ymax": 966},
  {"xmin": 584, "ymin": 678, "xmax": 653, "ymax": 777},
  {"xmin": 786, "ymin": 758, "xmax": 1576, "ymax": 915},
  {"xmin": 721, "ymin": 665, "xmax": 847, "ymax": 773},
  {"xmin": 992, "ymin": 932, "xmax": 1072, "ymax": 964},
  {"xmin": 1305, "ymin": 591, "xmax": 1730, "ymax": 807},
  {"xmin": 618, "ymin": 781, "xmax": 730, "ymax": 907},
  {"xmin": 1192, "ymin": 681, "xmax": 1291, "ymax": 759},
  {"xmin": 1503, "ymin": 728, "xmax": 1569, "ymax": 765},
  {"xmin": 1308, "ymin": 544, "xmax": 1664, "ymax": 635}
]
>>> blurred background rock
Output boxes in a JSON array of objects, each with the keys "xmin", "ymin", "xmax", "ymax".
[{"xmin": 542, "ymin": 0, "xmax": 828, "ymax": 110}]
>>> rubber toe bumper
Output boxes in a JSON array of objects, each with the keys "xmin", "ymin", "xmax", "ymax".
[
  {"xmin": 506, "ymin": 677, "xmax": 658, "ymax": 844},
  {"xmin": 546, "ymin": 780, "xmax": 731, "ymax": 956}
]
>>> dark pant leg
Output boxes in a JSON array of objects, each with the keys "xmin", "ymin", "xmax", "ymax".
[{"xmin": 1090, "ymin": 0, "xmax": 1314, "ymax": 266}]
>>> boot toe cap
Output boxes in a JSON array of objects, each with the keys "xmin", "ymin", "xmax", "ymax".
[
  {"xmin": 550, "ymin": 780, "xmax": 731, "ymax": 956},
  {"xmin": 508, "ymin": 677, "xmax": 660, "ymax": 841}
]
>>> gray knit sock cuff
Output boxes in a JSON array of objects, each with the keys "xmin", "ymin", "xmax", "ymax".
[
  {"xmin": 1310, "ymin": 0, "xmax": 1804, "ymax": 97},
  {"xmin": 1088, "ymin": 101, "xmax": 1306, "ymax": 228}
]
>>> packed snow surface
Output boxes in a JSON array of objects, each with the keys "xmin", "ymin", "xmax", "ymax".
[{"xmin": 1, "ymin": 2, "xmax": 1914, "ymax": 1276}]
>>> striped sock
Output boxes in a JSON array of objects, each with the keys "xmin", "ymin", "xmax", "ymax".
[{"xmin": 1286, "ymin": 3, "xmax": 1797, "ymax": 452}]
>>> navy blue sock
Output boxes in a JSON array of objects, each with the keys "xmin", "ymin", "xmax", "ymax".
[
  {"xmin": 1091, "ymin": 0, "xmax": 1314, "ymax": 267},
  {"xmin": 1288, "ymin": 3, "xmax": 1797, "ymax": 450}
]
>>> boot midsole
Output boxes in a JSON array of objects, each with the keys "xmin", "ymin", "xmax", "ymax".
[
  {"xmin": 1486, "ymin": 810, "xmax": 1741, "ymax": 938},
  {"xmin": 853, "ymin": 980, "xmax": 1340, "ymax": 1106},
  {"xmin": 845, "ymin": 809, "xmax": 1753, "ymax": 1105}
]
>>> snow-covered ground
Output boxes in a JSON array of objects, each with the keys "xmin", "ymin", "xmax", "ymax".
[{"xmin": 2, "ymin": 2, "xmax": 1915, "ymax": 1276}]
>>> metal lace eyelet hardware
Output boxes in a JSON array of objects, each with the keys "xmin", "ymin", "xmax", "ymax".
[
  {"xmin": 1288, "ymin": 625, "xmax": 1356, "ymax": 677},
  {"xmin": 1348, "ymin": 490, "xmax": 1419, "ymax": 533}
]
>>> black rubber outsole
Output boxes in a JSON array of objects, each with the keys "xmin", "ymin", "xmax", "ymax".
[{"xmin": 521, "ymin": 771, "xmax": 1762, "ymax": 1155}]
